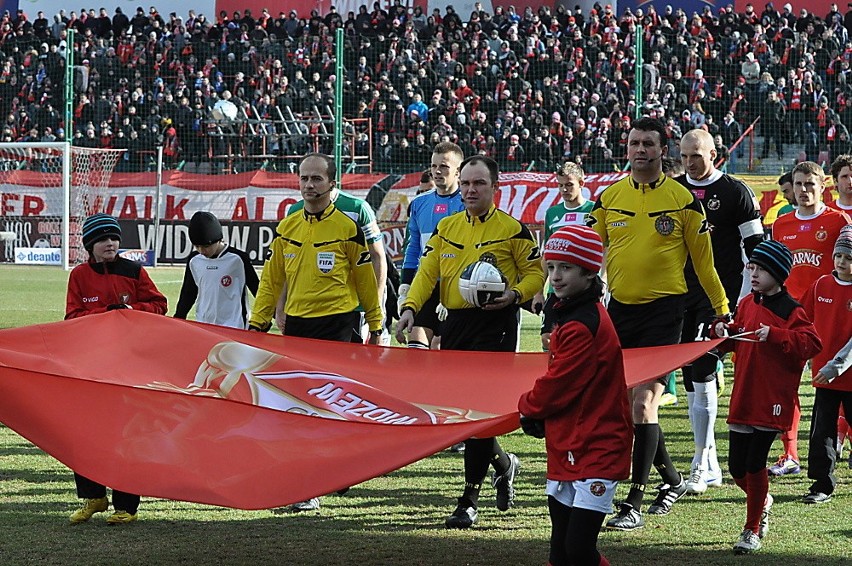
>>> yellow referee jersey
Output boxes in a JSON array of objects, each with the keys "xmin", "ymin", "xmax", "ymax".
[
  {"xmin": 403, "ymin": 205, "xmax": 545, "ymax": 311},
  {"xmin": 588, "ymin": 174, "xmax": 729, "ymax": 315},
  {"xmin": 249, "ymin": 203, "xmax": 382, "ymax": 331}
]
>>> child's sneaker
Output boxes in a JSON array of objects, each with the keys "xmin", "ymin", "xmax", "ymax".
[
  {"xmin": 733, "ymin": 529, "xmax": 761, "ymax": 554},
  {"xmin": 768, "ymin": 454, "xmax": 800, "ymax": 476}
]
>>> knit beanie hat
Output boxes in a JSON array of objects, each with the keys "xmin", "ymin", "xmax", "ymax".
[
  {"xmin": 189, "ymin": 211, "xmax": 224, "ymax": 246},
  {"xmin": 543, "ymin": 225, "xmax": 604, "ymax": 273},
  {"xmin": 835, "ymin": 224, "xmax": 852, "ymax": 256},
  {"xmin": 82, "ymin": 213, "xmax": 121, "ymax": 251},
  {"xmin": 749, "ymin": 240, "xmax": 793, "ymax": 285}
]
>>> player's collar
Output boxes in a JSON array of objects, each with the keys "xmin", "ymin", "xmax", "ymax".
[
  {"xmin": 686, "ymin": 168, "xmax": 723, "ymax": 186},
  {"xmin": 303, "ymin": 202, "xmax": 335, "ymax": 222},
  {"xmin": 466, "ymin": 204, "xmax": 497, "ymax": 224}
]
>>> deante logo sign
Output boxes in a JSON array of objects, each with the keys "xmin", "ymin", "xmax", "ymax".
[{"xmin": 14, "ymin": 248, "xmax": 61, "ymax": 265}]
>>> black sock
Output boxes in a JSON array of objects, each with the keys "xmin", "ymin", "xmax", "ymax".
[
  {"xmin": 653, "ymin": 427, "xmax": 681, "ymax": 486},
  {"xmin": 461, "ymin": 438, "xmax": 495, "ymax": 507},
  {"xmin": 625, "ymin": 423, "xmax": 659, "ymax": 510}
]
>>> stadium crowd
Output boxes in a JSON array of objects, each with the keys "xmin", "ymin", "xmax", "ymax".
[{"xmin": 4, "ymin": 2, "xmax": 852, "ymax": 172}]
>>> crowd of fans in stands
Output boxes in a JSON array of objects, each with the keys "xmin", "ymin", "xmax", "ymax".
[{"xmin": 3, "ymin": 1, "xmax": 852, "ymax": 173}]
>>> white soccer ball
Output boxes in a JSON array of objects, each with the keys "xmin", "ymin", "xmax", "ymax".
[{"xmin": 458, "ymin": 261, "xmax": 507, "ymax": 307}]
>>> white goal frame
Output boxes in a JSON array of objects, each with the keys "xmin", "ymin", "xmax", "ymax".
[{"xmin": 0, "ymin": 142, "xmax": 124, "ymax": 269}]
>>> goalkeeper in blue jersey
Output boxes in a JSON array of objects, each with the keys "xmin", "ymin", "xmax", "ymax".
[{"xmin": 397, "ymin": 142, "xmax": 465, "ymax": 349}]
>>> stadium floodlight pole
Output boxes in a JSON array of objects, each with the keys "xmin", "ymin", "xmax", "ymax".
[
  {"xmin": 153, "ymin": 145, "xmax": 163, "ymax": 267},
  {"xmin": 635, "ymin": 31, "xmax": 643, "ymax": 119},
  {"xmin": 334, "ymin": 28, "xmax": 343, "ymax": 184},
  {"xmin": 63, "ymin": 28, "xmax": 75, "ymax": 270}
]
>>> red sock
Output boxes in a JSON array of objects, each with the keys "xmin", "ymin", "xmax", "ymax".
[
  {"xmin": 780, "ymin": 398, "xmax": 801, "ymax": 461},
  {"xmin": 732, "ymin": 475, "xmax": 748, "ymax": 494},
  {"xmin": 839, "ymin": 407, "xmax": 849, "ymax": 446},
  {"xmin": 744, "ymin": 470, "xmax": 769, "ymax": 534}
]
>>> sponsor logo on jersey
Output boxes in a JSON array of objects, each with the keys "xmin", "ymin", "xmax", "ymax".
[
  {"xmin": 815, "ymin": 229, "xmax": 828, "ymax": 241},
  {"xmin": 434, "ymin": 203, "xmax": 448, "ymax": 214},
  {"xmin": 780, "ymin": 235, "xmax": 797, "ymax": 241},
  {"xmin": 441, "ymin": 253, "xmax": 456, "ymax": 258},
  {"xmin": 284, "ymin": 253, "xmax": 296, "ymax": 259},
  {"xmin": 691, "ymin": 189, "xmax": 706, "ymax": 199},
  {"xmin": 609, "ymin": 221, "xmax": 627, "ymax": 227},
  {"xmin": 798, "ymin": 224, "xmax": 812, "ymax": 232},
  {"xmin": 792, "ymin": 250, "xmax": 823, "ymax": 267},
  {"xmin": 707, "ymin": 198, "xmax": 721, "ymax": 211},
  {"xmin": 317, "ymin": 252, "xmax": 335, "ymax": 273},
  {"xmin": 655, "ymin": 214, "xmax": 675, "ymax": 236},
  {"xmin": 590, "ymin": 481, "xmax": 606, "ymax": 496},
  {"xmin": 817, "ymin": 296, "xmax": 832, "ymax": 303},
  {"xmin": 206, "ymin": 265, "xmax": 219, "ymax": 270},
  {"xmin": 221, "ymin": 275, "xmax": 232, "ymax": 288},
  {"xmin": 82, "ymin": 296, "xmax": 100, "ymax": 303}
]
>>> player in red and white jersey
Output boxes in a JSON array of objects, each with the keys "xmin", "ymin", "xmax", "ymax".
[
  {"xmin": 828, "ymin": 155, "xmax": 852, "ymax": 215},
  {"xmin": 801, "ymin": 226, "xmax": 852, "ymax": 504},
  {"xmin": 770, "ymin": 161, "xmax": 850, "ymax": 475}
]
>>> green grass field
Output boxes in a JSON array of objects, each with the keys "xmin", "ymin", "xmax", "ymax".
[{"xmin": 0, "ymin": 265, "xmax": 850, "ymax": 565}]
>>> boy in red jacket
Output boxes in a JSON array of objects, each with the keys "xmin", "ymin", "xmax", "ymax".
[
  {"xmin": 519, "ymin": 225, "xmax": 632, "ymax": 566},
  {"xmin": 65, "ymin": 213, "xmax": 168, "ymax": 525},
  {"xmin": 715, "ymin": 240, "xmax": 822, "ymax": 554},
  {"xmin": 801, "ymin": 225, "xmax": 852, "ymax": 503}
]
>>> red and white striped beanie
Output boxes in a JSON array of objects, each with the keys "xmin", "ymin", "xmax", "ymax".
[{"xmin": 543, "ymin": 225, "xmax": 604, "ymax": 273}]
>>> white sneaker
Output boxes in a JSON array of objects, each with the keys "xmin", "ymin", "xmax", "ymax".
[
  {"xmin": 686, "ymin": 467, "xmax": 708, "ymax": 495},
  {"xmin": 289, "ymin": 497, "xmax": 321, "ymax": 511},
  {"xmin": 733, "ymin": 529, "xmax": 762, "ymax": 554},
  {"xmin": 705, "ymin": 468, "xmax": 724, "ymax": 487},
  {"xmin": 759, "ymin": 493, "xmax": 773, "ymax": 538}
]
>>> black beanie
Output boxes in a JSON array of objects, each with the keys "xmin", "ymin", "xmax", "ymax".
[
  {"xmin": 189, "ymin": 211, "xmax": 223, "ymax": 246},
  {"xmin": 82, "ymin": 213, "xmax": 121, "ymax": 251},
  {"xmin": 749, "ymin": 240, "xmax": 793, "ymax": 285}
]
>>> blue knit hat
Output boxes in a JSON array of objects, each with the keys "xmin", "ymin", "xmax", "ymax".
[
  {"xmin": 82, "ymin": 213, "xmax": 121, "ymax": 251},
  {"xmin": 749, "ymin": 240, "xmax": 793, "ymax": 285}
]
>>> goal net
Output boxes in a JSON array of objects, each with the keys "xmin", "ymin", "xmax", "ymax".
[{"xmin": 0, "ymin": 143, "xmax": 125, "ymax": 269}]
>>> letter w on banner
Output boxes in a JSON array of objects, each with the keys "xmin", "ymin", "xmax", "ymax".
[{"xmin": 0, "ymin": 312, "xmax": 720, "ymax": 509}]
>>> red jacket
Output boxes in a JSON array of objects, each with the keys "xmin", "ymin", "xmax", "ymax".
[
  {"xmin": 518, "ymin": 283, "xmax": 632, "ymax": 482},
  {"xmin": 65, "ymin": 256, "xmax": 168, "ymax": 319},
  {"xmin": 801, "ymin": 273, "xmax": 852, "ymax": 391},
  {"xmin": 720, "ymin": 290, "xmax": 822, "ymax": 430}
]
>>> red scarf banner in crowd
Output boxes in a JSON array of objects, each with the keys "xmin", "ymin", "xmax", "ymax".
[{"xmin": 0, "ymin": 311, "xmax": 721, "ymax": 509}]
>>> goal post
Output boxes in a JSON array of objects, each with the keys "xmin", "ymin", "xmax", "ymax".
[{"xmin": 0, "ymin": 142, "xmax": 124, "ymax": 269}]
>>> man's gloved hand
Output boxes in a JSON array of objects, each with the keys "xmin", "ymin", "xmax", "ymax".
[
  {"xmin": 435, "ymin": 302, "xmax": 448, "ymax": 322},
  {"xmin": 520, "ymin": 415, "xmax": 546, "ymax": 439},
  {"xmin": 397, "ymin": 283, "xmax": 411, "ymax": 315}
]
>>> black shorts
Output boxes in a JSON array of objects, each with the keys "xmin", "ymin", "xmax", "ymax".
[
  {"xmin": 441, "ymin": 306, "xmax": 520, "ymax": 352},
  {"xmin": 680, "ymin": 290, "xmax": 724, "ymax": 387},
  {"xmin": 285, "ymin": 311, "xmax": 361, "ymax": 343},
  {"xmin": 413, "ymin": 284, "xmax": 442, "ymax": 336},
  {"xmin": 540, "ymin": 293, "xmax": 562, "ymax": 335},
  {"xmin": 608, "ymin": 294, "xmax": 686, "ymax": 349}
]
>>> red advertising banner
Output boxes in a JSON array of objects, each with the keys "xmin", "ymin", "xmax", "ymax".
[{"xmin": 0, "ymin": 311, "xmax": 721, "ymax": 510}]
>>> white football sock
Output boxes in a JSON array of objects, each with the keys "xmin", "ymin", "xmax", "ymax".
[
  {"xmin": 693, "ymin": 381, "xmax": 718, "ymax": 472},
  {"xmin": 687, "ymin": 391, "xmax": 699, "ymax": 469}
]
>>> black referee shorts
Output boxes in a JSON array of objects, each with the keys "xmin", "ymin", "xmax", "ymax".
[
  {"xmin": 284, "ymin": 311, "xmax": 361, "ymax": 342},
  {"xmin": 413, "ymin": 284, "xmax": 442, "ymax": 336},
  {"xmin": 441, "ymin": 306, "xmax": 520, "ymax": 352},
  {"xmin": 608, "ymin": 294, "xmax": 686, "ymax": 349}
]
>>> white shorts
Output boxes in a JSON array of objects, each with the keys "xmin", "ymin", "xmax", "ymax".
[{"xmin": 546, "ymin": 478, "xmax": 619, "ymax": 514}]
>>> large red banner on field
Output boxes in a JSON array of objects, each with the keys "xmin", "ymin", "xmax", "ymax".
[{"xmin": 0, "ymin": 311, "xmax": 719, "ymax": 510}]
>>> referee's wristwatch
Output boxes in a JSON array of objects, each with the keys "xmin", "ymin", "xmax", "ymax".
[
  {"xmin": 369, "ymin": 329, "xmax": 383, "ymax": 339},
  {"xmin": 511, "ymin": 289, "xmax": 522, "ymax": 305}
]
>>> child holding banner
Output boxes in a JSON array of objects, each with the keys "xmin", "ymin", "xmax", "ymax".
[
  {"xmin": 713, "ymin": 241, "xmax": 821, "ymax": 554},
  {"xmin": 65, "ymin": 213, "xmax": 168, "ymax": 524},
  {"xmin": 518, "ymin": 225, "xmax": 632, "ymax": 566}
]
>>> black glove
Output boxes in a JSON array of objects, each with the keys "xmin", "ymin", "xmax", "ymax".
[
  {"xmin": 106, "ymin": 304, "xmax": 129, "ymax": 311},
  {"xmin": 520, "ymin": 415, "xmax": 546, "ymax": 439}
]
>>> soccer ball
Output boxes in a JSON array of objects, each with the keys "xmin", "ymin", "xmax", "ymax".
[{"xmin": 458, "ymin": 261, "xmax": 507, "ymax": 307}]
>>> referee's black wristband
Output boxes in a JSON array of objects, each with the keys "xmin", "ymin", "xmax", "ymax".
[
  {"xmin": 401, "ymin": 306, "xmax": 415, "ymax": 315},
  {"xmin": 512, "ymin": 290, "xmax": 522, "ymax": 304}
]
